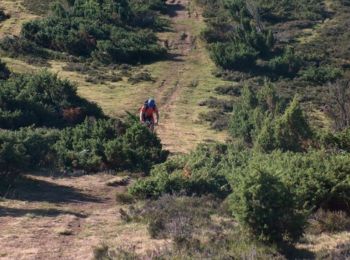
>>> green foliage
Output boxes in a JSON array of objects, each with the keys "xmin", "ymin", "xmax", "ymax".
[
  {"xmin": 0, "ymin": 71, "xmax": 103, "ymax": 129},
  {"xmin": 235, "ymin": 151, "xmax": 350, "ymax": 213},
  {"xmin": 55, "ymin": 117, "xmax": 168, "ymax": 172},
  {"xmin": 210, "ymin": 42, "xmax": 258, "ymax": 70},
  {"xmin": 271, "ymin": 97, "xmax": 312, "ymax": 151},
  {"xmin": 20, "ymin": 0, "xmax": 167, "ymax": 63},
  {"xmin": 202, "ymin": 0, "xmax": 275, "ymax": 70},
  {"xmin": 229, "ymin": 169, "xmax": 306, "ymax": 243},
  {"xmin": 129, "ymin": 138, "xmax": 350, "ymax": 244},
  {"xmin": 129, "ymin": 144, "xmax": 232, "ymax": 198},
  {"xmin": 0, "ymin": 59, "xmax": 10, "ymax": 80},
  {"xmin": 229, "ymin": 84, "xmax": 311, "ymax": 151},
  {"xmin": 228, "ymin": 85, "xmax": 257, "ymax": 142},
  {"xmin": 299, "ymin": 65, "xmax": 343, "ymax": 84},
  {"xmin": 0, "ymin": 128, "xmax": 59, "ymax": 175},
  {"xmin": 257, "ymin": 0, "xmax": 326, "ymax": 21},
  {"xmin": 318, "ymin": 128, "xmax": 350, "ymax": 152},
  {"xmin": 267, "ymin": 47, "xmax": 302, "ymax": 76}
]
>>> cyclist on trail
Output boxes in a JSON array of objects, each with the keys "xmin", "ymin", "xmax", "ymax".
[{"xmin": 139, "ymin": 98, "xmax": 159, "ymax": 131}]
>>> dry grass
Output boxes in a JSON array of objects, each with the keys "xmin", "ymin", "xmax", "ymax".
[
  {"xmin": 297, "ymin": 232, "xmax": 350, "ymax": 254},
  {"xmin": 0, "ymin": 173, "xmax": 168, "ymax": 259},
  {"xmin": 0, "ymin": 0, "xmax": 38, "ymax": 38}
]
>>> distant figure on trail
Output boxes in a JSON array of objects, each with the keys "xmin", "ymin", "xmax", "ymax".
[{"xmin": 139, "ymin": 98, "xmax": 159, "ymax": 132}]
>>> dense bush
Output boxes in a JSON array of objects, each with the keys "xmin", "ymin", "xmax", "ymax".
[
  {"xmin": 318, "ymin": 128, "xmax": 350, "ymax": 152},
  {"xmin": 0, "ymin": 71, "xmax": 103, "ymax": 129},
  {"xmin": 235, "ymin": 151, "xmax": 350, "ymax": 213},
  {"xmin": 20, "ymin": 0, "xmax": 167, "ymax": 63},
  {"xmin": 55, "ymin": 117, "xmax": 168, "ymax": 172},
  {"xmin": 210, "ymin": 42, "xmax": 258, "ymax": 70},
  {"xmin": 267, "ymin": 47, "xmax": 302, "ymax": 76},
  {"xmin": 0, "ymin": 128, "xmax": 59, "ymax": 175},
  {"xmin": 229, "ymin": 84, "xmax": 312, "ymax": 151},
  {"xmin": 201, "ymin": 0, "xmax": 275, "ymax": 70},
  {"xmin": 129, "ymin": 144, "xmax": 232, "ymax": 198},
  {"xmin": 299, "ymin": 65, "xmax": 343, "ymax": 84},
  {"xmin": 229, "ymin": 169, "xmax": 306, "ymax": 243}
]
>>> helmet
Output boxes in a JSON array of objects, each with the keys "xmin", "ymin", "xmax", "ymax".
[{"xmin": 148, "ymin": 98, "xmax": 156, "ymax": 108}]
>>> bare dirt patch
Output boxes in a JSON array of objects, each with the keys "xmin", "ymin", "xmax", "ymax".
[{"xmin": 0, "ymin": 174, "xmax": 168, "ymax": 259}]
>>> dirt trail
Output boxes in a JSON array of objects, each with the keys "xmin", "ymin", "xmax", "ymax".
[
  {"xmin": 0, "ymin": 174, "xmax": 168, "ymax": 259},
  {"xmin": 153, "ymin": 0, "xmax": 226, "ymax": 153}
]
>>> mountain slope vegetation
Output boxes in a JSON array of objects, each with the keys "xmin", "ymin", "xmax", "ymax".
[{"xmin": 1, "ymin": 0, "xmax": 350, "ymax": 259}]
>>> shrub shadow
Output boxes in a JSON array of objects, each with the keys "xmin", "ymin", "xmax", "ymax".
[
  {"xmin": 165, "ymin": 3, "xmax": 186, "ymax": 18},
  {"xmin": 1, "ymin": 176, "xmax": 101, "ymax": 204},
  {"xmin": 279, "ymin": 243, "xmax": 315, "ymax": 259},
  {"xmin": 0, "ymin": 206, "xmax": 87, "ymax": 218}
]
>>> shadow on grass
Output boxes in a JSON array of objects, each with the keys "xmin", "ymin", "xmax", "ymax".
[
  {"xmin": 165, "ymin": 3, "xmax": 186, "ymax": 18},
  {"xmin": 1, "ymin": 175, "xmax": 101, "ymax": 204},
  {"xmin": 279, "ymin": 243, "xmax": 315, "ymax": 259},
  {"xmin": 0, "ymin": 206, "xmax": 87, "ymax": 218}
]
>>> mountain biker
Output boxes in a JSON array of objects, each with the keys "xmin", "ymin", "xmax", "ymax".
[{"xmin": 139, "ymin": 98, "xmax": 159, "ymax": 131}]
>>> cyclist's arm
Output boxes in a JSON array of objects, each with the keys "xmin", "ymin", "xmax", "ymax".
[
  {"xmin": 155, "ymin": 109, "xmax": 160, "ymax": 124},
  {"xmin": 139, "ymin": 110, "xmax": 144, "ymax": 122}
]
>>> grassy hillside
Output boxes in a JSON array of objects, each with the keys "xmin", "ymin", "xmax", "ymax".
[{"xmin": 1, "ymin": 0, "xmax": 350, "ymax": 259}]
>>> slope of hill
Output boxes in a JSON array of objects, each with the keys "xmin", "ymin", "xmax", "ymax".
[{"xmin": 1, "ymin": 0, "xmax": 350, "ymax": 259}]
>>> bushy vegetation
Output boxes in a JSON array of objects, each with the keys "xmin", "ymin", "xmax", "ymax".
[
  {"xmin": 267, "ymin": 47, "xmax": 302, "ymax": 76},
  {"xmin": 299, "ymin": 65, "xmax": 343, "ymax": 84},
  {"xmin": 112, "ymin": 194, "xmax": 285, "ymax": 259},
  {"xmin": 0, "ymin": 71, "xmax": 103, "ymax": 129},
  {"xmin": 55, "ymin": 117, "xmax": 168, "ymax": 172},
  {"xmin": 0, "ymin": 58, "xmax": 168, "ymax": 184},
  {"xmin": 18, "ymin": 0, "xmax": 167, "ymax": 63},
  {"xmin": 203, "ymin": 0, "xmax": 274, "ymax": 70},
  {"xmin": 129, "ymin": 144, "xmax": 231, "ymax": 198},
  {"xmin": 0, "ymin": 128, "xmax": 59, "ymax": 176},
  {"xmin": 0, "ymin": 117, "xmax": 167, "ymax": 176},
  {"xmin": 229, "ymin": 83, "xmax": 311, "ymax": 152},
  {"xmin": 130, "ymin": 84, "xmax": 350, "ymax": 247},
  {"xmin": 229, "ymin": 169, "xmax": 306, "ymax": 243}
]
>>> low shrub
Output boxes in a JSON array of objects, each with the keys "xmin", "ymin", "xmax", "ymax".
[
  {"xmin": 299, "ymin": 65, "xmax": 343, "ymax": 84},
  {"xmin": 0, "ymin": 128, "xmax": 59, "ymax": 175},
  {"xmin": 20, "ymin": 0, "xmax": 167, "ymax": 64},
  {"xmin": 209, "ymin": 42, "xmax": 258, "ymax": 70},
  {"xmin": 234, "ymin": 151, "xmax": 350, "ymax": 213},
  {"xmin": 0, "ymin": 71, "xmax": 103, "ymax": 129},
  {"xmin": 317, "ymin": 128, "xmax": 350, "ymax": 152},
  {"xmin": 215, "ymin": 85, "xmax": 241, "ymax": 96},
  {"xmin": 55, "ymin": 117, "xmax": 168, "ymax": 172},
  {"xmin": 127, "ymin": 195, "xmax": 215, "ymax": 240},
  {"xmin": 198, "ymin": 97, "xmax": 233, "ymax": 112},
  {"xmin": 0, "ymin": 36, "xmax": 51, "ymax": 59},
  {"xmin": 129, "ymin": 144, "xmax": 232, "ymax": 199},
  {"xmin": 115, "ymin": 192, "xmax": 134, "ymax": 205},
  {"xmin": 229, "ymin": 84, "xmax": 312, "ymax": 151},
  {"xmin": 267, "ymin": 47, "xmax": 302, "ymax": 76},
  {"xmin": 127, "ymin": 71, "xmax": 155, "ymax": 84},
  {"xmin": 229, "ymin": 169, "xmax": 306, "ymax": 243}
]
